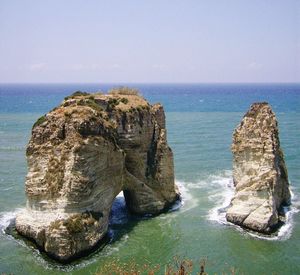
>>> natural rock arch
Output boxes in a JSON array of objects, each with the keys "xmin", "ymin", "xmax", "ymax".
[{"xmin": 16, "ymin": 89, "xmax": 179, "ymax": 262}]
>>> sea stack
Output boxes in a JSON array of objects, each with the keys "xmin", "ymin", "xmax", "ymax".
[
  {"xmin": 15, "ymin": 88, "xmax": 179, "ymax": 262},
  {"xmin": 226, "ymin": 102, "xmax": 291, "ymax": 234}
]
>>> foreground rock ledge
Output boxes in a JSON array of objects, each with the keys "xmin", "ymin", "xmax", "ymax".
[
  {"xmin": 16, "ymin": 89, "xmax": 179, "ymax": 262},
  {"xmin": 226, "ymin": 102, "xmax": 291, "ymax": 234}
]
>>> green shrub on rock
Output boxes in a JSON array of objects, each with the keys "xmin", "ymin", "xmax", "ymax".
[{"xmin": 32, "ymin": 115, "xmax": 46, "ymax": 129}]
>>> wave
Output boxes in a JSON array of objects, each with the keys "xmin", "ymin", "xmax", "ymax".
[
  {"xmin": 0, "ymin": 171, "xmax": 298, "ymax": 271},
  {"xmin": 0, "ymin": 146, "xmax": 25, "ymax": 152},
  {"xmin": 246, "ymin": 189, "xmax": 299, "ymax": 241},
  {"xmin": 205, "ymin": 171, "xmax": 234, "ymax": 224},
  {"xmin": 0, "ymin": 208, "xmax": 124, "ymax": 271},
  {"xmin": 175, "ymin": 170, "xmax": 234, "ymax": 218},
  {"xmin": 202, "ymin": 171, "xmax": 299, "ymax": 241},
  {"xmin": 0, "ymin": 208, "xmax": 23, "ymax": 234},
  {"xmin": 174, "ymin": 170, "xmax": 298, "ymax": 241},
  {"xmin": 175, "ymin": 180, "xmax": 198, "ymax": 212}
]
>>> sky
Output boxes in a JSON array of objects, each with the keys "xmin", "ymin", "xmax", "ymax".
[{"xmin": 0, "ymin": 0, "xmax": 299, "ymax": 83}]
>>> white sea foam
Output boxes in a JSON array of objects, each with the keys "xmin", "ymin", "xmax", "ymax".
[
  {"xmin": 0, "ymin": 208, "xmax": 22, "ymax": 234},
  {"xmin": 116, "ymin": 191, "xmax": 124, "ymax": 198},
  {"xmin": 246, "ymin": 188, "xmax": 299, "ymax": 241},
  {"xmin": 175, "ymin": 180, "xmax": 199, "ymax": 213},
  {"xmin": 206, "ymin": 172, "xmax": 234, "ymax": 224},
  {"xmin": 0, "ymin": 207, "xmax": 122, "ymax": 271},
  {"xmin": 174, "ymin": 171, "xmax": 234, "ymax": 216},
  {"xmin": 203, "ymin": 171, "xmax": 299, "ymax": 241},
  {"xmin": 0, "ymin": 208, "xmax": 32, "ymax": 251},
  {"xmin": 0, "ymin": 171, "xmax": 298, "ymax": 272}
]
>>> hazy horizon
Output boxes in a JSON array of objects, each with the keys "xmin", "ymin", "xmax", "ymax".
[
  {"xmin": 1, "ymin": 0, "xmax": 299, "ymax": 83},
  {"xmin": 1, "ymin": 81, "xmax": 300, "ymax": 85},
  {"xmin": 1, "ymin": 82, "xmax": 300, "ymax": 85}
]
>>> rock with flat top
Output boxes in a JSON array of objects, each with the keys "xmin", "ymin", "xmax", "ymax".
[
  {"xmin": 16, "ymin": 89, "xmax": 179, "ymax": 262},
  {"xmin": 226, "ymin": 102, "xmax": 291, "ymax": 233}
]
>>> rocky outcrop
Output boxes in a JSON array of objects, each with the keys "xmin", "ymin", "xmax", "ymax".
[
  {"xmin": 226, "ymin": 102, "xmax": 291, "ymax": 233},
  {"xmin": 16, "ymin": 89, "xmax": 179, "ymax": 262}
]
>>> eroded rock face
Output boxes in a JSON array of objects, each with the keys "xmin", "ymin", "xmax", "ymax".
[
  {"xmin": 226, "ymin": 102, "xmax": 291, "ymax": 233},
  {"xmin": 16, "ymin": 90, "xmax": 179, "ymax": 262}
]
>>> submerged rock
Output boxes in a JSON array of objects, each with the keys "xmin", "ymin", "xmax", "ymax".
[
  {"xmin": 226, "ymin": 102, "xmax": 291, "ymax": 234},
  {"xmin": 16, "ymin": 89, "xmax": 179, "ymax": 262}
]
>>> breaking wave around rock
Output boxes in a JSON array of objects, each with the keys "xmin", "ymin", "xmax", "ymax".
[
  {"xmin": 204, "ymin": 171, "xmax": 299, "ymax": 241},
  {"xmin": 0, "ymin": 208, "xmax": 22, "ymax": 234},
  {"xmin": 0, "ymin": 205, "xmax": 132, "ymax": 271},
  {"xmin": 246, "ymin": 189, "xmax": 300, "ymax": 241},
  {"xmin": 0, "ymin": 170, "xmax": 298, "ymax": 271}
]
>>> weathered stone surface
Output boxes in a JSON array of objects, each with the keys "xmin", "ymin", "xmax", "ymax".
[
  {"xmin": 16, "ymin": 89, "xmax": 179, "ymax": 262},
  {"xmin": 226, "ymin": 102, "xmax": 291, "ymax": 233}
]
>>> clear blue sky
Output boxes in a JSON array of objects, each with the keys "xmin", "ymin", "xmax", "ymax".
[{"xmin": 0, "ymin": 0, "xmax": 299, "ymax": 83}]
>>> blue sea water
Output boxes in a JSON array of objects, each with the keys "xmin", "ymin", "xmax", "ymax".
[{"xmin": 0, "ymin": 83, "xmax": 300, "ymax": 274}]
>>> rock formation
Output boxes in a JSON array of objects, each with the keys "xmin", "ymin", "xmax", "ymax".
[
  {"xmin": 16, "ymin": 88, "xmax": 179, "ymax": 262},
  {"xmin": 226, "ymin": 102, "xmax": 291, "ymax": 233}
]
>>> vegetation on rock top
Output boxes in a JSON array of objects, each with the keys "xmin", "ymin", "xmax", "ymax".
[
  {"xmin": 32, "ymin": 115, "xmax": 46, "ymax": 129},
  {"xmin": 64, "ymin": 91, "xmax": 90, "ymax": 100},
  {"xmin": 108, "ymin": 86, "xmax": 140, "ymax": 96}
]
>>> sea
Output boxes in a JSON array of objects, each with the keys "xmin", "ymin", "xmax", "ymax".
[{"xmin": 0, "ymin": 83, "xmax": 299, "ymax": 275}]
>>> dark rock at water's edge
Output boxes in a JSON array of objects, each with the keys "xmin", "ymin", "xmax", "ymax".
[
  {"xmin": 15, "ymin": 88, "xmax": 179, "ymax": 262},
  {"xmin": 226, "ymin": 102, "xmax": 291, "ymax": 234}
]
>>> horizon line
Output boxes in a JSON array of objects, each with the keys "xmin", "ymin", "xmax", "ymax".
[{"xmin": 0, "ymin": 82, "xmax": 300, "ymax": 85}]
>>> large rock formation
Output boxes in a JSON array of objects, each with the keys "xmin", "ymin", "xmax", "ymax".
[
  {"xmin": 226, "ymin": 102, "xmax": 291, "ymax": 233},
  {"xmin": 16, "ymin": 89, "xmax": 179, "ymax": 262}
]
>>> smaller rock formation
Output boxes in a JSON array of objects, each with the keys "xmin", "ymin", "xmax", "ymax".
[
  {"xmin": 16, "ymin": 88, "xmax": 179, "ymax": 262},
  {"xmin": 226, "ymin": 102, "xmax": 291, "ymax": 233}
]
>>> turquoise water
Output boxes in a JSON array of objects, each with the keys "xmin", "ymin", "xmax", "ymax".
[{"xmin": 0, "ymin": 84, "xmax": 300, "ymax": 274}]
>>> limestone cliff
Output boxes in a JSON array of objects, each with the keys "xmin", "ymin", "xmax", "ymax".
[
  {"xmin": 16, "ymin": 89, "xmax": 179, "ymax": 262},
  {"xmin": 226, "ymin": 102, "xmax": 291, "ymax": 233}
]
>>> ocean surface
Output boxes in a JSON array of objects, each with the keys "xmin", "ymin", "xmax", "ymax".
[{"xmin": 0, "ymin": 83, "xmax": 299, "ymax": 274}]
